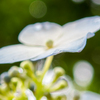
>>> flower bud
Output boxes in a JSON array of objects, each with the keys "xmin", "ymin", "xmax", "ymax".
[
  {"xmin": 20, "ymin": 60, "xmax": 34, "ymax": 71},
  {"xmin": 0, "ymin": 84, "xmax": 9, "ymax": 95},
  {"xmin": 50, "ymin": 80, "xmax": 68, "ymax": 92},
  {"xmin": 54, "ymin": 95, "xmax": 67, "ymax": 100},
  {"xmin": 74, "ymin": 94, "xmax": 80, "ymax": 100},
  {"xmin": 44, "ymin": 93, "xmax": 52, "ymax": 99},
  {"xmin": 0, "ymin": 86, "xmax": 3, "ymax": 94},
  {"xmin": 1, "ymin": 72, "xmax": 11, "ymax": 83},
  {"xmin": 36, "ymin": 71, "xmax": 42, "ymax": 77},
  {"xmin": 11, "ymin": 78, "xmax": 18, "ymax": 87},
  {"xmin": 54, "ymin": 67, "xmax": 65, "ymax": 78},
  {"xmin": 8, "ymin": 66, "xmax": 20, "ymax": 77},
  {"xmin": 14, "ymin": 91, "xmax": 28, "ymax": 100}
]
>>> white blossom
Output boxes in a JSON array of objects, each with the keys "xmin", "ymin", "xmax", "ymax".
[
  {"xmin": 0, "ymin": 16, "xmax": 100, "ymax": 63},
  {"xmin": 26, "ymin": 89, "xmax": 36, "ymax": 100}
]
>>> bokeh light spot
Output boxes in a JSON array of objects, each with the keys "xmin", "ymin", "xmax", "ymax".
[
  {"xmin": 29, "ymin": 0, "xmax": 47, "ymax": 18},
  {"xmin": 72, "ymin": 0, "xmax": 84, "ymax": 3},
  {"xmin": 92, "ymin": 0, "xmax": 100, "ymax": 5},
  {"xmin": 73, "ymin": 61, "xmax": 94, "ymax": 87}
]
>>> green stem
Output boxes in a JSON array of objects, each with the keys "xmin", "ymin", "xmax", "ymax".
[
  {"xmin": 41, "ymin": 56, "xmax": 54, "ymax": 81},
  {"xmin": 27, "ymin": 70, "xmax": 38, "ymax": 84},
  {"xmin": 35, "ymin": 56, "xmax": 54, "ymax": 100}
]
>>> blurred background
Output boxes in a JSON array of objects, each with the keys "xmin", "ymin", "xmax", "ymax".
[{"xmin": 0, "ymin": 0, "xmax": 100, "ymax": 94}]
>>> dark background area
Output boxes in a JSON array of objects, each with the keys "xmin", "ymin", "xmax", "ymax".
[{"xmin": 0, "ymin": 0, "xmax": 100, "ymax": 93}]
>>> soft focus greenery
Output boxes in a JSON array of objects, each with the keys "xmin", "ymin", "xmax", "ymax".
[{"xmin": 0, "ymin": 0, "xmax": 100, "ymax": 94}]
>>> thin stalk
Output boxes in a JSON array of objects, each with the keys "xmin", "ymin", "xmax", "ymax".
[
  {"xmin": 41, "ymin": 56, "xmax": 54, "ymax": 81},
  {"xmin": 35, "ymin": 56, "xmax": 54, "ymax": 100}
]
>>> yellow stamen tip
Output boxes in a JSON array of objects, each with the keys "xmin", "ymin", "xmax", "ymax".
[{"xmin": 46, "ymin": 40, "xmax": 53, "ymax": 49}]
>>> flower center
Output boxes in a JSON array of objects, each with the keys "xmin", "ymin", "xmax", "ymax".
[{"xmin": 46, "ymin": 40, "xmax": 53, "ymax": 49}]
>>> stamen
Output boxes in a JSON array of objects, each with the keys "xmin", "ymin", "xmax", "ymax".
[{"xmin": 46, "ymin": 40, "xmax": 53, "ymax": 49}]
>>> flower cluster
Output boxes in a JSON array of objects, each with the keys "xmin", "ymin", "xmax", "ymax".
[
  {"xmin": 0, "ymin": 61, "xmax": 68, "ymax": 100},
  {"xmin": 1, "ymin": 60, "xmax": 100, "ymax": 100}
]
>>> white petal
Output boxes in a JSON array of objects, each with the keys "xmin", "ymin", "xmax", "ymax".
[
  {"xmin": 31, "ymin": 47, "xmax": 58, "ymax": 61},
  {"xmin": 42, "ymin": 69, "xmax": 55, "ymax": 85},
  {"xmin": 26, "ymin": 89, "xmax": 36, "ymax": 100},
  {"xmin": 31, "ymin": 32, "xmax": 91, "ymax": 61},
  {"xmin": 41, "ymin": 96, "xmax": 47, "ymax": 100},
  {"xmin": 18, "ymin": 22, "xmax": 62, "ymax": 46},
  {"xmin": 0, "ymin": 44, "xmax": 44, "ymax": 64},
  {"xmin": 56, "ymin": 16, "xmax": 100, "ymax": 45},
  {"xmin": 80, "ymin": 91, "xmax": 100, "ymax": 100}
]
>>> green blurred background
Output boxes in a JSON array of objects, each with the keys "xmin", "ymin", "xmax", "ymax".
[{"xmin": 0, "ymin": 0, "xmax": 100, "ymax": 94}]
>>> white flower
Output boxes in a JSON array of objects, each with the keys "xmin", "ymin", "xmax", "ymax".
[
  {"xmin": 0, "ymin": 16, "xmax": 100, "ymax": 63},
  {"xmin": 26, "ymin": 89, "xmax": 36, "ymax": 100}
]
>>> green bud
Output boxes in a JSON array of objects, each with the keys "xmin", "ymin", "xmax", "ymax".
[
  {"xmin": 53, "ymin": 95, "xmax": 67, "ymax": 100},
  {"xmin": 20, "ymin": 60, "xmax": 34, "ymax": 71},
  {"xmin": 0, "ymin": 86, "xmax": 3, "ymax": 94},
  {"xmin": 58, "ymin": 80, "xmax": 68, "ymax": 89},
  {"xmin": 8, "ymin": 66, "xmax": 20, "ymax": 77},
  {"xmin": 13, "ymin": 91, "xmax": 28, "ymax": 100},
  {"xmin": 54, "ymin": 67, "xmax": 65, "ymax": 78},
  {"xmin": 44, "ymin": 93, "xmax": 52, "ymax": 99},
  {"xmin": 11, "ymin": 78, "xmax": 18, "ymax": 87},
  {"xmin": 36, "ymin": 71, "xmax": 42, "ymax": 77},
  {"xmin": 53, "ymin": 67, "xmax": 65, "ymax": 84},
  {"xmin": 50, "ymin": 80, "xmax": 68, "ymax": 92},
  {"xmin": 1, "ymin": 72, "xmax": 11, "ymax": 83},
  {"xmin": 0, "ymin": 84, "xmax": 9, "ymax": 95},
  {"xmin": 74, "ymin": 95, "xmax": 80, "ymax": 100}
]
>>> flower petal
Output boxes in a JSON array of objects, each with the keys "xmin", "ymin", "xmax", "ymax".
[
  {"xmin": 80, "ymin": 91, "xmax": 100, "ymax": 100},
  {"xmin": 18, "ymin": 22, "xmax": 62, "ymax": 46},
  {"xmin": 0, "ymin": 44, "xmax": 44, "ymax": 64},
  {"xmin": 40, "ymin": 96, "xmax": 47, "ymax": 100},
  {"xmin": 31, "ymin": 33, "xmax": 92, "ymax": 61},
  {"xmin": 56, "ymin": 16, "xmax": 100, "ymax": 45},
  {"xmin": 42, "ymin": 69, "xmax": 55, "ymax": 85},
  {"xmin": 26, "ymin": 89, "xmax": 36, "ymax": 100}
]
